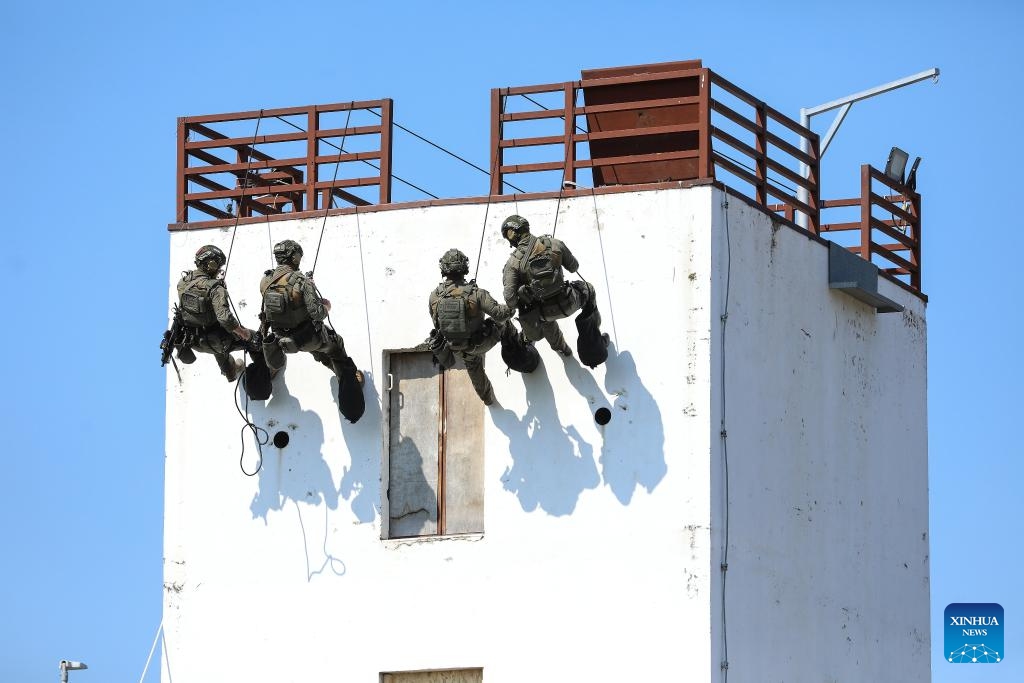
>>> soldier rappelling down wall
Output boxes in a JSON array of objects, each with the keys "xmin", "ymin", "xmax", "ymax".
[
  {"xmin": 165, "ymin": 245, "xmax": 266, "ymax": 383},
  {"xmin": 500, "ymin": 215, "xmax": 609, "ymax": 368},
  {"xmin": 260, "ymin": 240, "xmax": 365, "ymax": 423},
  {"xmin": 428, "ymin": 249, "xmax": 527, "ymax": 405}
]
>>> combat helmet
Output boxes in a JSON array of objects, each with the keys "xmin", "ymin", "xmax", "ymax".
[
  {"xmin": 273, "ymin": 239, "xmax": 304, "ymax": 265},
  {"xmin": 439, "ymin": 248, "xmax": 470, "ymax": 277},
  {"xmin": 501, "ymin": 214, "xmax": 530, "ymax": 246},
  {"xmin": 194, "ymin": 244, "xmax": 227, "ymax": 272}
]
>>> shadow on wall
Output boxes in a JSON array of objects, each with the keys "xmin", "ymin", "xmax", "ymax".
[
  {"xmin": 249, "ymin": 379, "xmax": 336, "ymax": 520},
  {"xmin": 494, "ymin": 357, "xmax": 601, "ymax": 516},
  {"xmin": 388, "ymin": 435, "xmax": 439, "ymax": 537},
  {"xmin": 247, "ymin": 378, "xmax": 348, "ymax": 580},
  {"xmin": 600, "ymin": 345, "xmax": 666, "ymax": 504},
  {"xmin": 333, "ymin": 373, "xmax": 383, "ymax": 523}
]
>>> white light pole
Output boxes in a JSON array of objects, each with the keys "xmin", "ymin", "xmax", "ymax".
[
  {"xmin": 59, "ymin": 660, "xmax": 88, "ymax": 683},
  {"xmin": 796, "ymin": 67, "xmax": 939, "ymax": 228}
]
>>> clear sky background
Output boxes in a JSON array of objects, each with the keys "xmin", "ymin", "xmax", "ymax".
[{"xmin": 2, "ymin": 1, "xmax": 1020, "ymax": 681}]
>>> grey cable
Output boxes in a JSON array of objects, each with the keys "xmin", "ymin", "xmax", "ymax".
[
  {"xmin": 270, "ymin": 113, "xmax": 438, "ymax": 198},
  {"xmin": 311, "ymin": 104, "xmax": 354, "ymax": 275},
  {"xmin": 474, "ymin": 90, "xmax": 507, "ymax": 281},
  {"xmin": 365, "ymin": 108, "xmax": 526, "ymax": 193},
  {"xmin": 719, "ymin": 193, "xmax": 732, "ymax": 682},
  {"xmin": 222, "ymin": 110, "xmax": 265, "ymax": 279}
]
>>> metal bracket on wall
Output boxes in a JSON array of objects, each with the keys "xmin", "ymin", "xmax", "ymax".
[{"xmin": 828, "ymin": 242, "xmax": 903, "ymax": 313}]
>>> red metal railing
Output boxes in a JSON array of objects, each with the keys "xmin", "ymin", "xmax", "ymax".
[
  {"xmin": 176, "ymin": 100, "xmax": 392, "ymax": 226},
  {"xmin": 489, "ymin": 66, "xmax": 820, "ymax": 233},
  {"xmin": 817, "ymin": 165, "xmax": 922, "ymax": 291}
]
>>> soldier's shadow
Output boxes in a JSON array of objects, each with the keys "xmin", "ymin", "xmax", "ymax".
[
  {"xmin": 331, "ymin": 373, "xmax": 383, "ymax": 523},
  {"xmin": 248, "ymin": 379, "xmax": 345, "ymax": 580},
  {"xmin": 493, "ymin": 359, "xmax": 600, "ymax": 516},
  {"xmin": 600, "ymin": 344, "xmax": 667, "ymax": 504},
  {"xmin": 249, "ymin": 380, "xmax": 337, "ymax": 519}
]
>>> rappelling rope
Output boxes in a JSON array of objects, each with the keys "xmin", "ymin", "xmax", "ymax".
[
  {"xmin": 474, "ymin": 90, "xmax": 507, "ymax": 281},
  {"xmin": 234, "ymin": 369, "xmax": 268, "ymax": 477},
  {"xmin": 222, "ymin": 110, "xmax": 265, "ymax": 280},
  {"xmin": 354, "ymin": 204, "xmax": 378, "ymax": 396},
  {"xmin": 209, "ymin": 111, "xmax": 270, "ymax": 476},
  {"xmin": 310, "ymin": 103, "xmax": 354, "ymax": 276}
]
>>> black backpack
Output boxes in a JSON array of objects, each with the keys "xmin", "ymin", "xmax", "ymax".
[{"xmin": 521, "ymin": 236, "xmax": 564, "ymax": 301}]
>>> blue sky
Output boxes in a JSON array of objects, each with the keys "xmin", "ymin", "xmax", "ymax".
[{"xmin": 3, "ymin": 1, "xmax": 1020, "ymax": 681}]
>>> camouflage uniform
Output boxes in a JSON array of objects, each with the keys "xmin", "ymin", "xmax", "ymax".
[
  {"xmin": 259, "ymin": 264, "xmax": 359, "ymax": 382},
  {"xmin": 176, "ymin": 261, "xmax": 253, "ymax": 381},
  {"xmin": 429, "ymin": 249, "xmax": 513, "ymax": 405},
  {"xmin": 502, "ymin": 232, "xmax": 592, "ymax": 352}
]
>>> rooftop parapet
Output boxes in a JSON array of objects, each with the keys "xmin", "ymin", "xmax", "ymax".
[{"xmin": 171, "ymin": 60, "xmax": 923, "ymax": 296}]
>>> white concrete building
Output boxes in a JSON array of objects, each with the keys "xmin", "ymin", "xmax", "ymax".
[{"xmin": 163, "ymin": 180, "xmax": 929, "ymax": 682}]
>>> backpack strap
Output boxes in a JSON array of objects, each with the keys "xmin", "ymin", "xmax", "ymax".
[
  {"xmin": 519, "ymin": 236, "xmax": 539, "ymax": 273},
  {"xmin": 182, "ymin": 274, "xmax": 205, "ymax": 294}
]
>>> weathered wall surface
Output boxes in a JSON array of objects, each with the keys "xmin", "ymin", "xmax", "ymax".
[
  {"xmin": 164, "ymin": 185, "xmax": 929, "ymax": 682},
  {"xmin": 708, "ymin": 192, "xmax": 930, "ymax": 682},
  {"xmin": 164, "ymin": 187, "xmax": 715, "ymax": 682}
]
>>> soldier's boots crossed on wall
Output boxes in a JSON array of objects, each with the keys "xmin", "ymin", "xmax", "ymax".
[{"xmin": 161, "ymin": 215, "xmax": 608, "ymax": 415}]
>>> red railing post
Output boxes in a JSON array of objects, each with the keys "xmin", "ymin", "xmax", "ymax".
[
  {"xmin": 859, "ymin": 164, "xmax": 872, "ymax": 262},
  {"xmin": 490, "ymin": 88, "xmax": 503, "ymax": 195},
  {"xmin": 807, "ymin": 135, "xmax": 821, "ymax": 235},
  {"xmin": 379, "ymin": 99, "xmax": 393, "ymax": 204},
  {"xmin": 307, "ymin": 107, "xmax": 318, "ymax": 210},
  {"xmin": 563, "ymin": 82, "xmax": 576, "ymax": 187},
  {"xmin": 755, "ymin": 101, "xmax": 768, "ymax": 206},
  {"xmin": 912, "ymin": 192, "xmax": 922, "ymax": 290},
  {"xmin": 699, "ymin": 69, "xmax": 712, "ymax": 179},
  {"xmin": 176, "ymin": 117, "xmax": 187, "ymax": 223}
]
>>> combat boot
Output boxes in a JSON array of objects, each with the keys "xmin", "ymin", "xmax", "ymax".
[
  {"xmin": 556, "ymin": 341, "xmax": 573, "ymax": 358},
  {"xmin": 224, "ymin": 357, "xmax": 244, "ymax": 382}
]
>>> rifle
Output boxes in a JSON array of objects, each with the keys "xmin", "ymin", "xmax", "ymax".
[{"xmin": 160, "ymin": 304, "xmax": 185, "ymax": 381}]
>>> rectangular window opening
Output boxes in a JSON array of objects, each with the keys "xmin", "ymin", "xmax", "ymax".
[
  {"xmin": 383, "ymin": 351, "xmax": 484, "ymax": 539},
  {"xmin": 381, "ymin": 668, "xmax": 483, "ymax": 683}
]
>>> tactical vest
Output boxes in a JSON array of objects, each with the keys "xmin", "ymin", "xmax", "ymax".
[
  {"xmin": 433, "ymin": 281, "xmax": 482, "ymax": 350},
  {"xmin": 179, "ymin": 274, "xmax": 219, "ymax": 328},
  {"xmin": 262, "ymin": 270, "xmax": 308, "ymax": 330},
  {"xmin": 520, "ymin": 236, "xmax": 564, "ymax": 301}
]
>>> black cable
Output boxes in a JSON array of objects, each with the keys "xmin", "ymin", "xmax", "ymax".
[
  {"xmin": 272, "ymin": 114, "xmax": 439, "ymax": 200},
  {"xmin": 311, "ymin": 104, "xmax": 354, "ymax": 275},
  {"xmin": 714, "ymin": 148, "xmax": 800, "ymax": 197},
  {"xmin": 518, "ymin": 93, "xmax": 588, "ymax": 135},
  {"xmin": 233, "ymin": 363, "xmax": 268, "ymax": 477},
  {"xmin": 719, "ymin": 194, "xmax": 732, "ymax": 682},
  {"xmin": 364, "ymin": 109, "xmax": 526, "ymax": 194}
]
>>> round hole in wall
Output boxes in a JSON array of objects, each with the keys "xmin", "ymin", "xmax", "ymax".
[
  {"xmin": 273, "ymin": 431, "xmax": 290, "ymax": 448},
  {"xmin": 594, "ymin": 407, "xmax": 612, "ymax": 425}
]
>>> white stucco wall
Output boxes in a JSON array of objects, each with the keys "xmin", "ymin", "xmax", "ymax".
[
  {"xmin": 164, "ymin": 184, "xmax": 928, "ymax": 682},
  {"xmin": 164, "ymin": 187, "xmax": 715, "ymax": 682},
  {"xmin": 708, "ymin": 194, "xmax": 930, "ymax": 682}
]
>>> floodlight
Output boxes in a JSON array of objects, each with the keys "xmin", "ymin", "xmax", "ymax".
[{"xmin": 885, "ymin": 146, "xmax": 910, "ymax": 184}]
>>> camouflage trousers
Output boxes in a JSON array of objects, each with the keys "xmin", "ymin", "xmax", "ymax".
[
  {"xmin": 435, "ymin": 320, "xmax": 506, "ymax": 403},
  {"xmin": 263, "ymin": 320, "xmax": 357, "ymax": 381},
  {"xmin": 518, "ymin": 281, "xmax": 593, "ymax": 350},
  {"xmin": 179, "ymin": 326, "xmax": 254, "ymax": 379}
]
